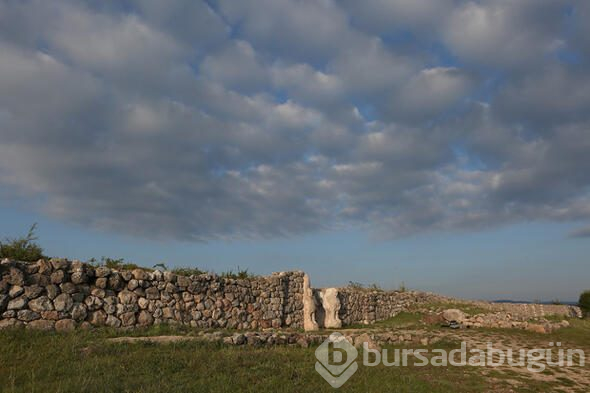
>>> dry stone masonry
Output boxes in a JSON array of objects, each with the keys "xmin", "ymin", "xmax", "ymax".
[
  {"xmin": 0, "ymin": 258, "xmax": 582, "ymax": 332},
  {"xmin": 0, "ymin": 258, "xmax": 304, "ymax": 331}
]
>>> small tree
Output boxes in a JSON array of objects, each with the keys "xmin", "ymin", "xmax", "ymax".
[
  {"xmin": 0, "ymin": 223, "xmax": 46, "ymax": 262},
  {"xmin": 579, "ymin": 290, "xmax": 590, "ymax": 317}
]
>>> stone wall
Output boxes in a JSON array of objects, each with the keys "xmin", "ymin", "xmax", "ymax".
[
  {"xmin": 0, "ymin": 258, "xmax": 582, "ymax": 332},
  {"xmin": 0, "ymin": 259, "xmax": 304, "ymax": 331},
  {"xmin": 469, "ymin": 301, "xmax": 582, "ymax": 319},
  {"xmin": 337, "ymin": 289, "xmax": 443, "ymax": 326}
]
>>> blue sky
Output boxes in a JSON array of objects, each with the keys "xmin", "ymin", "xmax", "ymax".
[{"xmin": 1, "ymin": 0, "xmax": 589, "ymax": 301}]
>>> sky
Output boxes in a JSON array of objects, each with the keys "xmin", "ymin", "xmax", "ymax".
[{"xmin": 0, "ymin": 0, "xmax": 589, "ymax": 302}]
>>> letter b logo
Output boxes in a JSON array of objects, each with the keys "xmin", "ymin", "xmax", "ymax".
[{"xmin": 315, "ymin": 333, "xmax": 358, "ymax": 388}]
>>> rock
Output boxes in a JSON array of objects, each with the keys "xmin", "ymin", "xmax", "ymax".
[
  {"xmin": 71, "ymin": 272, "xmax": 88, "ymax": 285},
  {"xmin": 50, "ymin": 258, "xmax": 69, "ymax": 270},
  {"xmin": 55, "ymin": 319, "xmax": 77, "ymax": 332},
  {"xmin": 442, "ymin": 309, "xmax": 467, "ymax": 323},
  {"xmin": 95, "ymin": 278, "xmax": 108, "ymax": 289},
  {"xmin": 7, "ymin": 296, "xmax": 27, "ymax": 310},
  {"xmin": 108, "ymin": 274, "xmax": 124, "ymax": 290},
  {"xmin": 71, "ymin": 303, "xmax": 88, "ymax": 321},
  {"xmin": 2, "ymin": 310, "xmax": 15, "ymax": 318},
  {"xmin": 9, "ymin": 285, "xmax": 24, "ymax": 298},
  {"xmin": 232, "ymin": 333, "xmax": 246, "ymax": 345},
  {"xmin": 24, "ymin": 285, "xmax": 44, "ymax": 299},
  {"xmin": 296, "ymin": 336, "xmax": 310, "ymax": 348},
  {"xmin": 118, "ymin": 290, "xmax": 137, "ymax": 305},
  {"xmin": 41, "ymin": 311, "xmax": 59, "ymax": 320},
  {"xmin": 46, "ymin": 285, "xmax": 60, "ymax": 299},
  {"xmin": 354, "ymin": 333, "xmax": 381, "ymax": 351},
  {"xmin": 88, "ymin": 310, "xmax": 107, "ymax": 326},
  {"xmin": 95, "ymin": 267, "xmax": 111, "ymax": 278},
  {"xmin": 176, "ymin": 275, "xmax": 191, "ymax": 288},
  {"xmin": 50, "ymin": 270, "xmax": 66, "ymax": 284},
  {"xmin": 28, "ymin": 296, "xmax": 54, "ymax": 312},
  {"xmin": 36, "ymin": 259, "xmax": 53, "ymax": 275},
  {"xmin": 422, "ymin": 313, "xmax": 445, "ymax": 325},
  {"xmin": 120, "ymin": 271, "xmax": 133, "ymax": 281},
  {"xmin": 27, "ymin": 320, "xmax": 55, "ymax": 331},
  {"xmin": 560, "ymin": 320, "xmax": 570, "ymax": 328},
  {"xmin": 131, "ymin": 269, "xmax": 148, "ymax": 281},
  {"xmin": 127, "ymin": 279, "xmax": 139, "ymax": 291},
  {"xmin": 17, "ymin": 309, "xmax": 40, "ymax": 322},
  {"xmin": 105, "ymin": 315, "xmax": 122, "ymax": 328},
  {"xmin": 0, "ymin": 318, "xmax": 23, "ymax": 330},
  {"xmin": 60, "ymin": 282, "xmax": 77, "ymax": 294},
  {"xmin": 8, "ymin": 267, "xmax": 24, "ymax": 286},
  {"xmin": 53, "ymin": 293, "xmax": 74, "ymax": 312},
  {"xmin": 138, "ymin": 297, "xmax": 149, "ymax": 309},
  {"xmin": 91, "ymin": 288, "xmax": 106, "ymax": 298},
  {"xmin": 120, "ymin": 312, "xmax": 136, "ymax": 327},
  {"xmin": 223, "ymin": 336, "xmax": 233, "ymax": 345},
  {"xmin": 80, "ymin": 322, "xmax": 93, "ymax": 330},
  {"xmin": 137, "ymin": 310, "xmax": 153, "ymax": 326},
  {"xmin": 163, "ymin": 271, "xmax": 176, "ymax": 283},
  {"xmin": 145, "ymin": 287, "xmax": 160, "ymax": 300}
]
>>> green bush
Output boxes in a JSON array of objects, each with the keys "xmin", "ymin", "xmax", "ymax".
[
  {"xmin": 220, "ymin": 266, "xmax": 253, "ymax": 279},
  {"xmin": 0, "ymin": 223, "xmax": 46, "ymax": 262},
  {"xmin": 579, "ymin": 290, "xmax": 590, "ymax": 316},
  {"xmin": 88, "ymin": 257, "xmax": 142, "ymax": 271}
]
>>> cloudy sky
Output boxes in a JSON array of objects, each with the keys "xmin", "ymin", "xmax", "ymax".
[{"xmin": 1, "ymin": 0, "xmax": 589, "ymax": 301}]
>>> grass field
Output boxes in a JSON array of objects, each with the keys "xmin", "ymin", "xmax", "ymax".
[
  {"xmin": 1, "ymin": 318, "xmax": 588, "ymax": 392},
  {"xmin": 0, "ymin": 327, "xmax": 493, "ymax": 393}
]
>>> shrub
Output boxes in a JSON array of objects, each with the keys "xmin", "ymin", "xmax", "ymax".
[
  {"xmin": 347, "ymin": 281, "xmax": 364, "ymax": 290},
  {"xmin": 0, "ymin": 223, "xmax": 46, "ymax": 262},
  {"xmin": 579, "ymin": 290, "xmax": 590, "ymax": 316},
  {"xmin": 88, "ymin": 257, "xmax": 141, "ymax": 271},
  {"xmin": 220, "ymin": 266, "xmax": 253, "ymax": 279},
  {"xmin": 171, "ymin": 267, "xmax": 207, "ymax": 276}
]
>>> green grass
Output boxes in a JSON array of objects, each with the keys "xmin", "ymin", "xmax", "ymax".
[
  {"xmin": 347, "ymin": 312, "xmax": 423, "ymax": 330},
  {"xmin": 0, "ymin": 327, "xmax": 495, "ymax": 393},
  {"xmin": 413, "ymin": 301, "xmax": 490, "ymax": 316},
  {"xmin": 2, "ymin": 320, "xmax": 589, "ymax": 392}
]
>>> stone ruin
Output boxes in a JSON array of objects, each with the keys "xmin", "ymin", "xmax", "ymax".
[{"xmin": 0, "ymin": 258, "xmax": 582, "ymax": 332}]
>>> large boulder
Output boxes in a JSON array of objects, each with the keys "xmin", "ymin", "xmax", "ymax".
[{"xmin": 442, "ymin": 309, "xmax": 467, "ymax": 323}]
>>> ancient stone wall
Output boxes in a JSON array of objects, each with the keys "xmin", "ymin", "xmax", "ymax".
[
  {"xmin": 337, "ymin": 289, "xmax": 443, "ymax": 326},
  {"xmin": 0, "ymin": 259, "xmax": 304, "ymax": 331},
  {"xmin": 469, "ymin": 301, "xmax": 582, "ymax": 319},
  {"xmin": 0, "ymin": 258, "xmax": 582, "ymax": 332}
]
